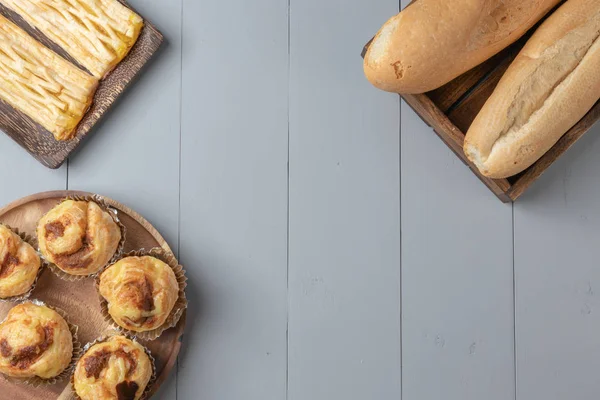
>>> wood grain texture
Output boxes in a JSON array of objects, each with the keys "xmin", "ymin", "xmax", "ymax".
[
  {"xmin": 0, "ymin": 1, "xmax": 163, "ymax": 169},
  {"xmin": 288, "ymin": 1, "xmax": 401, "ymax": 399},
  {"xmin": 428, "ymin": 51, "xmax": 506, "ymax": 113},
  {"xmin": 402, "ymin": 93, "xmax": 511, "ymax": 202},
  {"xmin": 363, "ymin": 0, "xmax": 600, "ymax": 202},
  {"xmin": 0, "ymin": 190, "xmax": 184, "ymax": 400},
  {"xmin": 447, "ymin": 57, "xmax": 513, "ymax": 133},
  {"xmin": 178, "ymin": 0, "xmax": 289, "ymax": 399},
  {"xmin": 402, "ymin": 99, "xmax": 515, "ymax": 400}
]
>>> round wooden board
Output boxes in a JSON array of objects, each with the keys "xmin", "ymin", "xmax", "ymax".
[{"xmin": 0, "ymin": 191, "xmax": 185, "ymax": 400}]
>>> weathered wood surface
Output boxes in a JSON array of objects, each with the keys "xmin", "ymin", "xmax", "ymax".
[{"xmin": 0, "ymin": 2, "xmax": 163, "ymax": 169}]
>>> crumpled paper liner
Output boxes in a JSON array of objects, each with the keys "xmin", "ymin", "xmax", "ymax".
[
  {"xmin": 38, "ymin": 194, "xmax": 126, "ymax": 281},
  {"xmin": 0, "ymin": 224, "xmax": 46, "ymax": 303},
  {"xmin": 96, "ymin": 247, "xmax": 187, "ymax": 341},
  {"xmin": 0, "ymin": 299, "xmax": 81, "ymax": 387},
  {"xmin": 69, "ymin": 330, "xmax": 156, "ymax": 400}
]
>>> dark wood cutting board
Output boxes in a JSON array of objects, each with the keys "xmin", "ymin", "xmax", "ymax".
[{"xmin": 0, "ymin": 1, "xmax": 163, "ymax": 169}]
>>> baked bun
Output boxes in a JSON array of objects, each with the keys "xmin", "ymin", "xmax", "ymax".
[
  {"xmin": 0, "ymin": 302, "xmax": 73, "ymax": 379},
  {"xmin": 37, "ymin": 200, "xmax": 122, "ymax": 276},
  {"xmin": 73, "ymin": 335, "xmax": 152, "ymax": 400},
  {"xmin": 99, "ymin": 256, "xmax": 178, "ymax": 332},
  {"xmin": 0, "ymin": 225, "xmax": 41, "ymax": 298}
]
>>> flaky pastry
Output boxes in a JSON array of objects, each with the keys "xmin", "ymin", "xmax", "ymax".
[
  {"xmin": 0, "ymin": 302, "xmax": 73, "ymax": 379},
  {"xmin": 37, "ymin": 200, "xmax": 122, "ymax": 276},
  {"xmin": 1, "ymin": 0, "xmax": 144, "ymax": 78},
  {"xmin": 99, "ymin": 256, "xmax": 178, "ymax": 332},
  {"xmin": 0, "ymin": 225, "xmax": 41, "ymax": 298},
  {"xmin": 0, "ymin": 14, "xmax": 98, "ymax": 140},
  {"xmin": 73, "ymin": 335, "xmax": 152, "ymax": 400}
]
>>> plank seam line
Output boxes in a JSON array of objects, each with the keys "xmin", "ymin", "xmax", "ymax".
[
  {"xmin": 176, "ymin": 0, "xmax": 185, "ymax": 398},
  {"xmin": 286, "ymin": 0, "xmax": 291, "ymax": 398},
  {"xmin": 512, "ymin": 202, "xmax": 516, "ymax": 400},
  {"xmin": 399, "ymin": 3, "xmax": 403, "ymax": 399}
]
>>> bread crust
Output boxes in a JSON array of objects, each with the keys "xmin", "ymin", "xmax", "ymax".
[
  {"xmin": 363, "ymin": 0, "xmax": 561, "ymax": 94},
  {"xmin": 464, "ymin": 0, "xmax": 600, "ymax": 178}
]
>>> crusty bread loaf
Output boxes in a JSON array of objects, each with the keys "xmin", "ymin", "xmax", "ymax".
[
  {"xmin": 363, "ymin": 0, "xmax": 561, "ymax": 94},
  {"xmin": 464, "ymin": 0, "xmax": 600, "ymax": 179}
]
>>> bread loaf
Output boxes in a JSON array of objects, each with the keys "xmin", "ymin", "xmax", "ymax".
[
  {"xmin": 464, "ymin": 0, "xmax": 600, "ymax": 179},
  {"xmin": 363, "ymin": 0, "xmax": 561, "ymax": 94}
]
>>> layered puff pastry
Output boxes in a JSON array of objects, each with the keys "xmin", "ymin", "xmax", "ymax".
[
  {"xmin": 99, "ymin": 256, "xmax": 178, "ymax": 333},
  {"xmin": 0, "ymin": 14, "xmax": 98, "ymax": 140},
  {"xmin": 0, "ymin": 302, "xmax": 73, "ymax": 379},
  {"xmin": 37, "ymin": 200, "xmax": 122, "ymax": 276},
  {"xmin": 1, "ymin": 0, "xmax": 144, "ymax": 78},
  {"xmin": 73, "ymin": 335, "xmax": 152, "ymax": 400},
  {"xmin": 0, "ymin": 225, "xmax": 41, "ymax": 299}
]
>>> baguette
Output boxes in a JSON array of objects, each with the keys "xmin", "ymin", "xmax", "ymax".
[
  {"xmin": 363, "ymin": 0, "xmax": 561, "ymax": 94},
  {"xmin": 464, "ymin": 0, "xmax": 600, "ymax": 179}
]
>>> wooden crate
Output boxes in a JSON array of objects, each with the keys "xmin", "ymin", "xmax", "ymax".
[{"xmin": 363, "ymin": 6, "xmax": 600, "ymax": 202}]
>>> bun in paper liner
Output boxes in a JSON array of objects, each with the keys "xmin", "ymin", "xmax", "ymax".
[
  {"xmin": 37, "ymin": 194, "xmax": 126, "ymax": 281},
  {"xmin": 70, "ymin": 330, "xmax": 156, "ymax": 400},
  {"xmin": 96, "ymin": 248, "xmax": 187, "ymax": 341},
  {"xmin": 0, "ymin": 224, "xmax": 45, "ymax": 302},
  {"xmin": 0, "ymin": 299, "xmax": 81, "ymax": 387}
]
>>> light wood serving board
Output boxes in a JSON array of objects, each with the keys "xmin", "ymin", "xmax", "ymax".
[
  {"xmin": 0, "ymin": 2, "xmax": 163, "ymax": 169},
  {"xmin": 0, "ymin": 190, "xmax": 185, "ymax": 400}
]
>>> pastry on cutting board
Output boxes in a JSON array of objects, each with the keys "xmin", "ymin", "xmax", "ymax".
[
  {"xmin": 0, "ymin": 14, "xmax": 98, "ymax": 140},
  {"xmin": 37, "ymin": 199, "xmax": 122, "ymax": 276},
  {"xmin": 0, "ymin": 225, "xmax": 41, "ymax": 299},
  {"xmin": 99, "ymin": 255, "xmax": 179, "ymax": 333},
  {"xmin": 73, "ymin": 335, "xmax": 152, "ymax": 400},
  {"xmin": 1, "ymin": 0, "xmax": 144, "ymax": 78},
  {"xmin": 0, "ymin": 302, "xmax": 73, "ymax": 379}
]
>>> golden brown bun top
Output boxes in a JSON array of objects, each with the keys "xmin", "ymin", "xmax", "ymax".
[
  {"xmin": 99, "ymin": 256, "xmax": 178, "ymax": 332},
  {"xmin": 0, "ymin": 302, "xmax": 73, "ymax": 379},
  {"xmin": 0, "ymin": 225, "xmax": 41, "ymax": 298},
  {"xmin": 37, "ymin": 200, "xmax": 121, "ymax": 276},
  {"xmin": 74, "ymin": 335, "xmax": 152, "ymax": 400}
]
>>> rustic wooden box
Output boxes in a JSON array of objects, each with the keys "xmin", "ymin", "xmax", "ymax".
[{"xmin": 364, "ymin": 5, "xmax": 600, "ymax": 202}]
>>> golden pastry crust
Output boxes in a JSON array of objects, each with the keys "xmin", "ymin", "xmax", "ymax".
[
  {"xmin": 37, "ymin": 200, "xmax": 122, "ymax": 276},
  {"xmin": 0, "ymin": 225, "xmax": 41, "ymax": 298},
  {"xmin": 0, "ymin": 14, "xmax": 98, "ymax": 140},
  {"xmin": 99, "ymin": 256, "xmax": 178, "ymax": 332},
  {"xmin": 1, "ymin": 0, "xmax": 144, "ymax": 78},
  {"xmin": 73, "ymin": 335, "xmax": 152, "ymax": 400},
  {"xmin": 0, "ymin": 302, "xmax": 73, "ymax": 379}
]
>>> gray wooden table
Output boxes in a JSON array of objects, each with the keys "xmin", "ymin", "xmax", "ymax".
[{"xmin": 3, "ymin": 0, "xmax": 595, "ymax": 399}]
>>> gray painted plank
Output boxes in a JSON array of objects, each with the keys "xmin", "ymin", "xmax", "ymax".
[
  {"xmin": 0, "ymin": 134, "xmax": 66, "ymax": 205},
  {"xmin": 67, "ymin": 0, "xmax": 182, "ymax": 397},
  {"xmin": 514, "ymin": 124, "xmax": 600, "ymax": 400},
  {"xmin": 399, "ymin": 2, "xmax": 515, "ymax": 398},
  {"xmin": 178, "ymin": 0, "xmax": 289, "ymax": 399},
  {"xmin": 288, "ymin": 1, "xmax": 401, "ymax": 399},
  {"xmin": 401, "ymin": 102, "xmax": 515, "ymax": 400}
]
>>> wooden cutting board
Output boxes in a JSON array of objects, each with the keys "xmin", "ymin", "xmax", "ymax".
[
  {"xmin": 0, "ymin": 2, "xmax": 163, "ymax": 169},
  {"xmin": 0, "ymin": 191, "xmax": 185, "ymax": 400}
]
